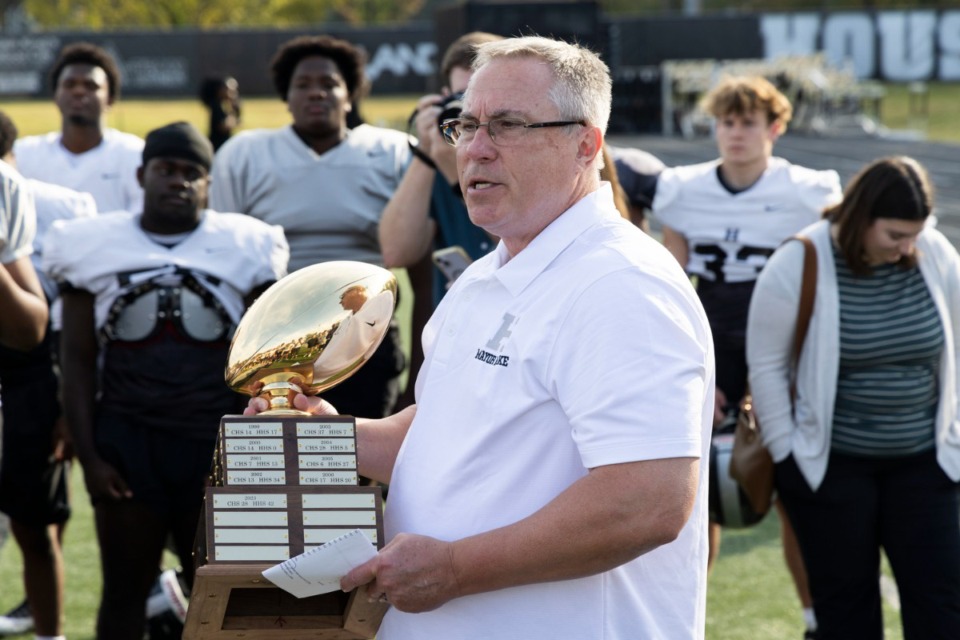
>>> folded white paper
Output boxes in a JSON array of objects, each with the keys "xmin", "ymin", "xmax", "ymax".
[{"xmin": 262, "ymin": 528, "xmax": 378, "ymax": 598}]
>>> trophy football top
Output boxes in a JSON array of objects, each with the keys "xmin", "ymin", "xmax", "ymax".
[{"xmin": 225, "ymin": 261, "xmax": 397, "ymax": 412}]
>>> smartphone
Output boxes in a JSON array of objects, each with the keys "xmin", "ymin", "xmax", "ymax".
[{"xmin": 431, "ymin": 246, "xmax": 473, "ymax": 284}]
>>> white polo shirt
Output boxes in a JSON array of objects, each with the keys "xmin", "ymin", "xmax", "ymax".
[{"xmin": 381, "ymin": 185, "xmax": 715, "ymax": 640}]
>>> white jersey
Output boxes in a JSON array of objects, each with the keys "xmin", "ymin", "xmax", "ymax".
[
  {"xmin": 209, "ymin": 124, "xmax": 410, "ymax": 272},
  {"xmin": 14, "ymin": 128, "xmax": 144, "ymax": 214},
  {"xmin": 653, "ymin": 157, "xmax": 841, "ymax": 284},
  {"xmin": 27, "ymin": 179, "xmax": 96, "ymax": 272},
  {"xmin": 0, "ymin": 160, "xmax": 35, "ymax": 265},
  {"xmin": 42, "ymin": 209, "xmax": 289, "ymax": 330},
  {"xmin": 27, "ymin": 179, "xmax": 97, "ymax": 327}
]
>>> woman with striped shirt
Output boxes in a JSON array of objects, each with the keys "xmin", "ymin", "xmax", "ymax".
[{"xmin": 747, "ymin": 156, "xmax": 960, "ymax": 640}]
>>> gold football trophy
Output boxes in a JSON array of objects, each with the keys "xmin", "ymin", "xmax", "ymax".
[{"xmin": 184, "ymin": 261, "xmax": 396, "ymax": 639}]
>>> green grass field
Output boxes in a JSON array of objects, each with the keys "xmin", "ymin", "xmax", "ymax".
[
  {"xmin": 1, "ymin": 80, "xmax": 959, "ymax": 141},
  {"xmin": 0, "ymin": 85, "xmax": 946, "ymax": 637},
  {"xmin": 0, "ymin": 479, "xmax": 906, "ymax": 639}
]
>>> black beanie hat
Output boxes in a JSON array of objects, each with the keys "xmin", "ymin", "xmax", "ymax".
[{"xmin": 142, "ymin": 121, "xmax": 214, "ymax": 171}]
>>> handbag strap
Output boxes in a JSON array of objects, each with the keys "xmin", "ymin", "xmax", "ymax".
[
  {"xmin": 787, "ymin": 235, "xmax": 817, "ymax": 406},
  {"xmin": 792, "ymin": 235, "xmax": 817, "ymax": 362}
]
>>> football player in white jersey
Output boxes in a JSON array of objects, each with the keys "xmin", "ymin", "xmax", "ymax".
[
  {"xmin": 14, "ymin": 42, "xmax": 144, "ymax": 214},
  {"xmin": 210, "ymin": 35, "xmax": 409, "ymax": 422},
  {"xmin": 47, "ymin": 122, "xmax": 288, "ymax": 638},
  {"xmin": 653, "ymin": 75, "xmax": 842, "ymax": 640},
  {"xmin": 0, "ymin": 109, "xmax": 96, "ymax": 640}
]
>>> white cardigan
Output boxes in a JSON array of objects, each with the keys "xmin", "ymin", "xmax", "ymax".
[{"xmin": 747, "ymin": 219, "xmax": 960, "ymax": 490}]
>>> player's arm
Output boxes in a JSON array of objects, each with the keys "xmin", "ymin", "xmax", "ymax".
[
  {"xmin": 0, "ymin": 255, "xmax": 48, "ymax": 350},
  {"xmin": 60, "ymin": 290, "xmax": 131, "ymax": 500},
  {"xmin": 379, "ymin": 158, "xmax": 438, "ymax": 267},
  {"xmin": 661, "ymin": 224, "xmax": 690, "ymax": 269},
  {"xmin": 379, "ymin": 94, "xmax": 459, "ymax": 268}
]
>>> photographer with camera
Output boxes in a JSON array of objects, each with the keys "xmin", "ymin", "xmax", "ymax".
[
  {"xmin": 380, "ymin": 32, "xmax": 501, "ymax": 409},
  {"xmin": 379, "ymin": 32, "xmax": 500, "ymax": 307}
]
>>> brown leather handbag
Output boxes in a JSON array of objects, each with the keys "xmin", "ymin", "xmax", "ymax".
[{"xmin": 730, "ymin": 236, "xmax": 817, "ymax": 515}]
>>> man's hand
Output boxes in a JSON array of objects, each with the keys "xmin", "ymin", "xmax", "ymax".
[
  {"xmin": 412, "ymin": 93, "xmax": 444, "ymax": 156},
  {"xmin": 243, "ymin": 393, "xmax": 339, "ymax": 416},
  {"xmin": 52, "ymin": 416, "xmax": 75, "ymax": 462},
  {"xmin": 713, "ymin": 386, "xmax": 728, "ymax": 428},
  {"xmin": 412, "ymin": 94, "xmax": 459, "ymax": 182},
  {"xmin": 82, "ymin": 458, "xmax": 132, "ymax": 501},
  {"xmin": 341, "ymin": 533, "xmax": 462, "ymax": 613}
]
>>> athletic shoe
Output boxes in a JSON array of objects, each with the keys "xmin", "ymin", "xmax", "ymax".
[
  {"xmin": 804, "ymin": 630, "xmax": 819, "ymax": 640},
  {"xmin": 0, "ymin": 601, "xmax": 34, "ymax": 637}
]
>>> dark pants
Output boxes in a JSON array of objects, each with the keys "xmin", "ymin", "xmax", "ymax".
[{"xmin": 776, "ymin": 450, "xmax": 960, "ymax": 640}]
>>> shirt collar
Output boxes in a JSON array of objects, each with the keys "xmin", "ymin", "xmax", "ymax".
[{"xmin": 472, "ymin": 183, "xmax": 619, "ymax": 297}]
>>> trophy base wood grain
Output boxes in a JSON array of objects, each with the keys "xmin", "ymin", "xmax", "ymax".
[{"xmin": 183, "ymin": 564, "xmax": 388, "ymax": 640}]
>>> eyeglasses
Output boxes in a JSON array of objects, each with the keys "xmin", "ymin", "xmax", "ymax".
[{"xmin": 440, "ymin": 117, "xmax": 586, "ymax": 146}]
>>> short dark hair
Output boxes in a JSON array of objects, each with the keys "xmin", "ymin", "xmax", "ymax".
[
  {"xmin": 826, "ymin": 156, "xmax": 933, "ymax": 275},
  {"xmin": 49, "ymin": 42, "xmax": 121, "ymax": 100},
  {"xmin": 270, "ymin": 35, "xmax": 367, "ymax": 102},
  {"xmin": 0, "ymin": 110, "xmax": 17, "ymax": 158},
  {"xmin": 440, "ymin": 32, "xmax": 502, "ymax": 86}
]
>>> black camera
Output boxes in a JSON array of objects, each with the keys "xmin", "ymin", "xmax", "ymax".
[
  {"xmin": 436, "ymin": 91, "xmax": 464, "ymax": 127},
  {"xmin": 408, "ymin": 92, "xmax": 465, "ymax": 139},
  {"xmin": 406, "ymin": 91, "xmax": 465, "ymax": 169}
]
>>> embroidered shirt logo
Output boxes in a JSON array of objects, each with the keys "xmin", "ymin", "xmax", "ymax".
[
  {"xmin": 475, "ymin": 349, "xmax": 510, "ymax": 366},
  {"xmin": 486, "ymin": 313, "xmax": 516, "ymax": 351},
  {"xmin": 476, "ymin": 312, "xmax": 516, "ymax": 367}
]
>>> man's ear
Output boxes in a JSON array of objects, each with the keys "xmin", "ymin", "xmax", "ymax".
[
  {"xmin": 136, "ymin": 165, "xmax": 145, "ymax": 188},
  {"xmin": 577, "ymin": 126, "xmax": 603, "ymax": 168},
  {"xmin": 768, "ymin": 119, "xmax": 785, "ymax": 143}
]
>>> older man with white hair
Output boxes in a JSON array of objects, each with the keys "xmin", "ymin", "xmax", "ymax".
[{"xmin": 251, "ymin": 35, "xmax": 714, "ymax": 640}]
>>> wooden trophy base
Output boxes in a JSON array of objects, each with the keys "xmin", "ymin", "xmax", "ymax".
[
  {"xmin": 184, "ymin": 564, "xmax": 388, "ymax": 639},
  {"xmin": 183, "ymin": 415, "xmax": 387, "ymax": 640}
]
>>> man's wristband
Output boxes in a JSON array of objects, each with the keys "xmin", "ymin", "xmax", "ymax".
[{"xmin": 409, "ymin": 142, "xmax": 437, "ymax": 170}]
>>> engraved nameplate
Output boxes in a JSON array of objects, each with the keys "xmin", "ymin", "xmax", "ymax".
[
  {"xmin": 298, "ymin": 454, "xmax": 357, "ymax": 469},
  {"xmin": 298, "ymin": 439, "xmax": 356, "ymax": 453},
  {"xmin": 212, "ymin": 494, "xmax": 288, "ymax": 509},
  {"xmin": 225, "ymin": 439, "xmax": 284, "ymax": 453},
  {"xmin": 226, "ymin": 454, "xmax": 285, "ymax": 469},
  {"xmin": 299, "ymin": 470, "xmax": 358, "ymax": 485},
  {"xmin": 227, "ymin": 470, "xmax": 286, "ymax": 484},
  {"xmin": 296, "ymin": 422, "xmax": 355, "ymax": 437},
  {"xmin": 224, "ymin": 423, "xmax": 284, "ymax": 437}
]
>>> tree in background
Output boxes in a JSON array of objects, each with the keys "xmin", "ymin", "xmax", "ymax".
[
  {"xmin": 15, "ymin": 0, "xmax": 953, "ymax": 29},
  {"xmin": 330, "ymin": 0, "xmax": 424, "ymax": 26},
  {"xmin": 21, "ymin": 0, "xmax": 423, "ymax": 28},
  {"xmin": 21, "ymin": 0, "xmax": 335, "ymax": 29}
]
